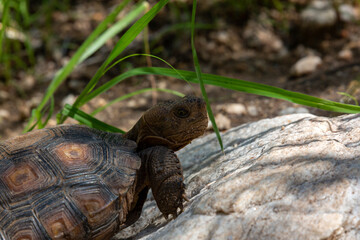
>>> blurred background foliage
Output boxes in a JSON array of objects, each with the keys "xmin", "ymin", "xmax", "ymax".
[
  {"xmin": 2, "ymin": 0, "xmax": 358, "ymax": 85},
  {"xmin": 1, "ymin": 0, "xmax": 360, "ymax": 142}
]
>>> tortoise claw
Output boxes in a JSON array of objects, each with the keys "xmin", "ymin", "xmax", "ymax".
[
  {"xmin": 182, "ymin": 193, "xmax": 189, "ymax": 202},
  {"xmin": 163, "ymin": 206, "xmax": 184, "ymax": 220},
  {"xmin": 178, "ymin": 201, "xmax": 185, "ymax": 213}
]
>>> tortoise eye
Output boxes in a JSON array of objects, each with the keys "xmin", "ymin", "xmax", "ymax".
[{"xmin": 174, "ymin": 107, "xmax": 190, "ymax": 118}]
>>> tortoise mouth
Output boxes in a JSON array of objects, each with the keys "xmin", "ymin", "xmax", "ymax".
[{"xmin": 165, "ymin": 118, "xmax": 208, "ymax": 150}]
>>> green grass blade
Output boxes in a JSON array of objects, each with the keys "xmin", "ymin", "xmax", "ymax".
[
  {"xmin": 60, "ymin": 104, "xmax": 124, "ymax": 133},
  {"xmin": 68, "ymin": 0, "xmax": 170, "ymax": 120},
  {"xmin": 78, "ymin": 53, "xmax": 187, "ymax": 105},
  {"xmin": 26, "ymin": 109, "xmax": 40, "ymax": 132},
  {"xmin": 108, "ymin": 67, "xmax": 360, "ymax": 113},
  {"xmin": 101, "ymin": 0, "xmax": 169, "ymax": 70},
  {"xmin": 25, "ymin": 0, "xmax": 132, "ymax": 131},
  {"xmin": 83, "ymin": 70, "xmax": 141, "ymax": 105},
  {"xmin": 79, "ymin": 2, "xmax": 148, "ymax": 63},
  {"xmin": 43, "ymin": 96, "xmax": 55, "ymax": 127},
  {"xmin": 191, "ymin": 0, "xmax": 223, "ymax": 151},
  {"xmin": 0, "ymin": 0, "xmax": 10, "ymax": 62},
  {"xmin": 91, "ymin": 88, "xmax": 184, "ymax": 116},
  {"xmin": 337, "ymin": 92, "xmax": 359, "ymax": 106},
  {"xmin": 18, "ymin": 0, "xmax": 30, "ymax": 26}
]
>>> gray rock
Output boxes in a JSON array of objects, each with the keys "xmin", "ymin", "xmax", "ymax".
[
  {"xmin": 116, "ymin": 113, "xmax": 360, "ymax": 240},
  {"xmin": 0, "ymin": 90, "xmax": 9, "ymax": 101},
  {"xmin": 207, "ymin": 113, "xmax": 231, "ymax": 131},
  {"xmin": 338, "ymin": 48, "xmax": 353, "ymax": 61},
  {"xmin": 301, "ymin": 0, "xmax": 337, "ymax": 27},
  {"xmin": 61, "ymin": 94, "xmax": 76, "ymax": 106},
  {"xmin": 279, "ymin": 106, "xmax": 309, "ymax": 115},
  {"xmin": 246, "ymin": 105, "xmax": 259, "ymax": 117},
  {"xmin": 0, "ymin": 110, "xmax": 10, "ymax": 120},
  {"xmin": 243, "ymin": 17, "xmax": 284, "ymax": 54},
  {"xmin": 216, "ymin": 103, "xmax": 247, "ymax": 115},
  {"xmin": 290, "ymin": 55, "xmax": 322, "ymax": 76},
  {"xmin": 18, "ymin": 74, "xmax": 36, "ymax": 91},
  {"xmin": 339, "ymin": 4, "xmax": 357, "ymax": 22}
]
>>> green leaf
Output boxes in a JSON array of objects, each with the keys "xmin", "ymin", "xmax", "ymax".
[
  {"xmin": 337, "ymin": 92, "xmax": 359, "ymax": 106},
  {"xmin": 60, "ymin": 104, "xmax": 124, "ymax": 133},
  {"xmin": 91, "ymin": 88, "xmax": 184, "ymax": 116},
  {"xmin": 190, "ymin": 0, "xmax": 223, "ymax": 151},
  {"xmin": 79, "ymin": 2, "xmax": 148, "ymax": 63},
  {"xmin": 105, "ymin": 67, "xmax": 360, "ymax": 114},
  {"xmin": 67, "ymin": 0, "xmax": 170, "ymax": 124},
  {"xmin": 25, "ymin": 0, "xmax": 132, "ymax": 131},
  {"xmin": 78, "ymin": 53, "xmax": 188, "ymax": 106}
]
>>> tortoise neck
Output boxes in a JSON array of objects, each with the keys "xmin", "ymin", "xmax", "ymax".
[
  {"xmin": 124, "ymin": 116, "xmax": 172, "ymax": 151},
  {"xmin": 124, "ymin": 116, "xmax": 156, "ymax": 148},
  {"xmin": 123, "ymin": 118, "xmax": 142, "ymax": 143}
]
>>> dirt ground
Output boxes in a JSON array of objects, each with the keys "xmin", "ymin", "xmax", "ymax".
[{"xmin": 1, "ymin": 0, "xmax": 360, "ymax": 141}]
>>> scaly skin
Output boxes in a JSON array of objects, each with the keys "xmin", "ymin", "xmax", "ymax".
[
  {"xmin": 124, "ymin": 95, "xmax": 208, "ymax": 151},
  {"xmin": 122, "ymin": 95, "xmax": 208, "ymax": 226}
]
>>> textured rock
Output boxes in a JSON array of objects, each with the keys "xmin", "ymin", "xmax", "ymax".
[
  {"xmin": 339, "ymin": 4, "xmax": 357, "ymax": 22},
  {"xmin": 213, "ymin": 113, "xmax": 231, "ymax": 130},
  {"xmin": 0, "ymin": 109, "xmax": 10, "ymax": 120},
  {"xmin": 301, "ymin": 0, "xmax": 337, "ymax": 27},
  {"xmin": 338, "ymin": 48, "xmax": 353, "ymax": 61},
  {"xmin": 290, "ymin": 55, "xmax": 322, "ymax": 76},
  {"xmin": 61, "ymin": 94, "xmax": 76, "ymax": 106},
  {"xmin": 116, "ymin": 113, "xmax": 360, "ymax": 240},
  {"xmin": 243, "ymin": 17, "xmax": 284, "ymax": 54},
  {"xmin": 246, "ymin": 105, "xmax": 259, "ymax": 117},
  {"xmin": 216, "ymin": 103, "xmax": 247, "ymax": 115},
  {"xmin": 279, "ymin": 106, "xmax": 309, "ymax": 115}
]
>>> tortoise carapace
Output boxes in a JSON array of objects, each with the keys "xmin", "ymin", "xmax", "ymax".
[{"xmin": 0, "ymin": 96, "xmax": 208, "ymax": 240}]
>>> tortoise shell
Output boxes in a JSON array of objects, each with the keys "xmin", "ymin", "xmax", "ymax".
[{"xmin": 0, "ymin": 125, "xmax": 141, "ymax": 240}]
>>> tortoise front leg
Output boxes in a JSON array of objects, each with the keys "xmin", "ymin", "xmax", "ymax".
[
  {"xmin": 139, "ymin": 146, "xmax": 186, "ymax": 219},
  {"xmin": 120, "ymin": 186, "xmax": 149, "ymax": 229}
]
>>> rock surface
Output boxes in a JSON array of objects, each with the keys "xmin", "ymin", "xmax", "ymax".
[
  {"xmin": 243, "ymin": 18, "xmax": 284, "ymax": 54},
  {"xmin": 339, "ymin": 4, "xmax": 357, "ymax": 22},
  {"xmin": 115, "ymin": 113, "xmax": 360, "ymax": 240},
  {"xmin": 301, "ymin": 0, "xmax": 337, "ymax": 27},
  {"xmin": 290, "ymin": 55, "xmax": 322, "ymax": 76},
  {"xmin": 278, "ymin": 106, "xmax": 309, "ymax": 115}
]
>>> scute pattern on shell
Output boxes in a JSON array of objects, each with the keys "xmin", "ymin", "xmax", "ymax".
[{"xmin": 0, "ymin": 125, "xmax": 141, "ymax": 240}]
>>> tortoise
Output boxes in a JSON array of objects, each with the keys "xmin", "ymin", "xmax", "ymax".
[{"xmin": 0, "ymin": 95, "xmax": 208, "ymax": 240}]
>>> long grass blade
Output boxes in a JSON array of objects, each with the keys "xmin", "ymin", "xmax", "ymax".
[
  {"xmin": 191, "ymin": 0, "xmax": 223, "ymax": 151},
  {"xmin": 43, "ymin": 96, "xmax": 55, "ymax": 127},
  {"xmin": 67, "ymin": 0, "xmax": 170, "ymax": 123},
  {"xmin": 76, "ymin": 53, "xmax": 187, "ymax": 106},
  {"xmin": 79, "ymin": 2, "xmax": 148, "ymax": 63},
  {"xmin": 60, "ymin": 104, "xmax": 124, "ymax": 133},
  {"xmin": 337, "ymin": 92, "xmax": 359, "ymax": 106},
  {"xmin": 107, "ymin": 67, "xmax": 360, "ymax": 113},
  {"xmin": 0, "ymin": 0, "xmax": 11, "ymax": 62},
  {"xmin": 25, "ymin": 0, "xmax": 132, "ymax": 131},
  {"xmin": 91, "ymin": 88, "xmax": 184, "ymax": 116}
]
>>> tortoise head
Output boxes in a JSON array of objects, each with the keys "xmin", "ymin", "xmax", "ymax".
[{"xmin": 124, "ymin": 96, "xmax": 208, "ymax": 151}]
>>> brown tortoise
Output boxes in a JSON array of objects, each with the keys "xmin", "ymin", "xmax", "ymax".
[{"xmin": 0, "ymin": 96, "xmax": 208, "ymax": 240}]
